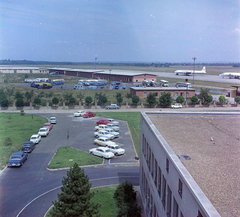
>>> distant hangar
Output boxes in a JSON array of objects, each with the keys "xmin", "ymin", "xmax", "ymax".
[{"xmin": 48, "ymin": 68, "xmax": 157, "ymax": 83}]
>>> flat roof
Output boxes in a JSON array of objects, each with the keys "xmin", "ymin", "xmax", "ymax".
[
  {"xmin": 131, "ymin": 87, "xmax": 194, "ymax": 91},
  {"xmin": 148, "ymin": 113, "xmax": 239, "ymax": 217},
  {"xmin": 48, "ymin": 68, "xmax": 102, "ymax": 73},
  {"xmin": 0, "ymin": 67, "xmax": 39, "ymax": 69}
]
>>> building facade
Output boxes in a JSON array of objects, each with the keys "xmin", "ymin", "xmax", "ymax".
[
  {"xmin": 0, "ymin": 67, "xmax": 45, "ymax": 74},
  {"xmin": 140, "ymin": 112, "xmax": 220, "ymax": 217},
  {"xmin": 130, "ymin": 87, "xmax": 195, "ymax": 99}
]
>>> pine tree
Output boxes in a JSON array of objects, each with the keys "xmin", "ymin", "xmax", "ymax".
[{"xmin": 50, "ymin": 163, "xmax": 100, "ymax": 217}]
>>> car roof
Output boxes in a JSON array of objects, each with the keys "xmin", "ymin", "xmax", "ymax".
[
  {"xmin": 31, "ymin": 134, "xmax": 39, "ymax": 137},
  {"xmin": 97, "ymin": 146, "xmax": 109, "ymax": 151},
  {"xmin": 23, "ymin": 141, "xmax": 32, "ymax": 144},
  {"xmin": 50, "ymin": 117, "xmax": 56, "ymax": 119},
  {"xmin": 39, "ymin": 127, "xmax": 48, "ymax": 130},
  {"xmin": 11, "ymin": 152, "xmax": 24, "ymax": 156},
  {"xmin": 44, "ymin": 122, "xmax": 51, "ymax": 124},
  {"xmin": 98, "ymin": 136, "xmax": 109, "ymax": 140}
]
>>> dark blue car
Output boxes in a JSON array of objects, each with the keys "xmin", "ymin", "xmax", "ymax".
[
  {"xmin": 21, "ymin": 141, "xmax": 36, "ymax": 153},
  {"xmin": 7, "ymin": 152, "xmax": 28, "ymax": 167}
]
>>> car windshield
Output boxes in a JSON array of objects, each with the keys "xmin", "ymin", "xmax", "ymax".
[
  {"xmin": 23, "ymin": 145, "xmax": 31, "ymax": 147},
  {"xmin": 105, "ymin": 150, "xmax": 111, "ymax": 152},
  {"xmin": 31, "ymin": 136, "xmax": 37, "ymax": 139},
  {"xmin": 11, "ymin": 156, "xmax": 21, "ymax": 159},
  {"xmin": 44, "ymin": 123, "xmax": 50, "ymax": 126},
  {"xmin": 115, "ymin": 146, "xmax": 120, "ymax": 149},
  {"xmin": 105, "ymin": 139, "xmax": 110, "ymax": 141},
  {"xmin": 40, "ymin": 129, "xmax": 47, "ymax": 132}
]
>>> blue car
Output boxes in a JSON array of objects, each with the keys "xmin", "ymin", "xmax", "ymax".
[
  {"xmin": 7, "ymin": 152, "xmax": 28, "ymax": 167},
  {"xmin": 106, "ymin": 104, "xmax": 120, "ymax": 109},
  {"xmin": 21, "ymin": 141, "xmax": 36, "ymax": 153}
]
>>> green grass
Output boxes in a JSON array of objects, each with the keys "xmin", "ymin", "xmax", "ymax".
[
  {"xmin": 46, "ymin": 185, "xmax": 118, "ymax": 217},
  {"xmin": 96, "ymin": 112, "xmax": 141, "ymax": 157},
  {"xmin": 47, "ymin": 146, "xmax": 103, "ymax": 169},
  {"xmin": 0, "ymin": 112, "xmax": 47, "ymax": 169}
]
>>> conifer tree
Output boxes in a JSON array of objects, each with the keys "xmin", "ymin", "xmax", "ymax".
[{"xmin": 50, "ymin": 163, "xmax": 100, "ymax": 217}]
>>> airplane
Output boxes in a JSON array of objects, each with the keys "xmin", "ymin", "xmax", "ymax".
[
  {"xmin": 219, "ymin": 72, "xmax": 240, "ymax": 79},
  {"xmin": 175, "ymin": 67, "xmax": 206, "ymax": 76}
]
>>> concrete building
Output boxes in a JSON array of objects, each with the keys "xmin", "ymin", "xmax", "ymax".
[
  {"xmin": 48, "ymin": 68, "xmax": 157, "ymax": 83},
  {"xmin": 130, "ymin": 87, "xmax": 195, "ymax": 99},
  {"xmin": 0, "ymin": 67, "xmax": 46, "ymax": 74},
  {"xmin": 140, "ymin": 112, "xmax": 239, "ymax": 217}
]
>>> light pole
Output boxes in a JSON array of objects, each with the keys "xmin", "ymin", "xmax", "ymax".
[
  {"xmin": 95, "ymin": 57, "xmax": 97, "ymax": 70},
  {"xmin": 192, "ymin": 57, "xmax": 197, "ymax": 84}
]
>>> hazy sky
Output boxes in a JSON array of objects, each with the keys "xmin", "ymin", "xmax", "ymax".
[{"xmin": 1, "ymin": 0, "xmax": 240, "ymax": 63}]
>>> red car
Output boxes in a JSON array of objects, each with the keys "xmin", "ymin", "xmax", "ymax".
[
  {"xmin": 83, "ymin": 111, "xmax": 96, "ymax": 118},
  {"xmin": 96, "ymin": 119, "xmax": 110, "ymax": 125},
  {"xmin": 43, "ymin": 122, "xmax": 53, "ymax": 130}
]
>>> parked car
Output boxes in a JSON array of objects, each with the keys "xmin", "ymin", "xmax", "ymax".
[
  {"xmin": 107, "ymin": 119, "xmax": 119, "ymax": 126},
  {"xmin": 38, "ymin": 127, "xmax": 49, "ymax": 137},
  {"xmin": 83, "ymin": 111, "xmax": 96, "ymax": 118},
  {"xmin": 171, "ymin": 103, "xmax": 182, "ymax": 109},
  {"xmin": 43, "ymin": 122, "xmax": 53, "ymax": 131},
  {"xmin": 89, "ymin": 147, "xmax": 115, "ymax": 159},
  {"xmin": 7, "ymin": 152, "xmax": 28, "ymax": 167},
  {"xmin": 30, "ymin": 134, "xmax": 41, "ymax": 144},
  {"xmin": 94, "ymin": 130, "xmax": 115, "ymax": 140},
  {"xmin": 21, "ymin": 141, "xmax": 36, "ymax": 153},
  {"xmin": 106, "ymin": 104, "xmax": 120, "ymax": 109},
  {"xmin": 94, "ymin": 137, "xmax": 116, "ymax": 146},
  {"xmin": 107, "ymin": 123, "xmax": 120, "ymax": 132},
  {"xmin": 73, "ymin": 110, "xmax": 85, "ymax": 117},
  {"xmin": 95, "ymin": 124, "xmax": 110, "ymax": 131},
  {"xmin": 107, "ymin": 144, "xmax": 125, "ymax": 156},
  {"xmin": 96, "ymin": 119, "xmax": 110, "ymax": 125},
  {"xmin": 104, "ymin": 128, "xmax": 119, "ymax": 138},
  {"xmin": 50, "ymin": 117, "xmax": 57, "ymax": 124}
]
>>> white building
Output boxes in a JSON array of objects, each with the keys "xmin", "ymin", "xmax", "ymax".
[{"xmin": 0, "ymin": 67, "xmax": 47, "ymax": 74}]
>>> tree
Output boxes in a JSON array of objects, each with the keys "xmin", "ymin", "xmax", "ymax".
[
  {"xmin": 146, "ymin": 92, "xmax": 157, "ymax": 106},
  {"xmin": 176, "ymin": 95, "xmax": 185, "ymax": 104},
  {"xmin": 218, "ymin": 95, "xmax": 226, "ymax": 104},
  {"xmin": 235, "ymin": 96, "xmax": 240, "ymax": 104},
  {"xmin": 159, "ymin": 92, "xmax": 173, "ymax": 107},
  {"xmin": 5, "ymin": 86, "xmax": 15, "ymax": 100},
  {"xmin": 63, "ymin": 92, "xmax": 73, "ymax": 104},
  {"xmin": 85, "ymin": 96, "xmax": 93, "ymax": 106},
  {"xmin": 34, "ymin": 97, "xmax": 41, "ymax": 106},
  {"xmin": 16, "ymin": 98, "xmax": 24, "ymax": 107},
  {"xmin": 126, "ymin": 92, "xmax": 133, "ymax": 99},
  {"xmin": 117, "ymin": 96, "xmax": 123, "ymax": 105},
  {"xmin": 198, "ymin": 88, "xmax": 213, "ymax": 105},
  {"xmin": 14, "ymin": 91, "xmax": 24, "ymax": 99},
  {"xmin": 190, "ymin": 95, "xmax": 199, "ymax": 105},
  {"xmin": 52, "ymin": 97, "xmax": 59, "ymax": 106},
  {"xmin": 95, "ymin": 92, "xmax": 107, "ymax": 105},
  {"xmin": 25, "ymin": 90, "xmax": 34, "ymax": 102},
  {"xmin": 69, "ymin": 97, "xmax": 76, "ymax": 106},
  {"xmin": 77, "ymin": 92, "xmax": 85, "ymax": 103},
  {"xmin": 50, "ymin": 163, "xmax": 100, "ymax": 217},
  {"xmin": 0, "ymin": 97, "xmax": 9, "ymax": 107},
  {"xmin": 132, "ymin": 95, "xmax": 140, "ymax": 105}
]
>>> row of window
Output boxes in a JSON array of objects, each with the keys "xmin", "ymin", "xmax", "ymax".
[
  {"xmin": 141, "ymin": 134, "xmax": 204, "ymax": 217},
  {"xmin": 143, "ymin": 92, "xmax": 190, "ymax": 98}
]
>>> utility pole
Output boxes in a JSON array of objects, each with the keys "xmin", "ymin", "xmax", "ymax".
[
  {"xmin": 192, "ymin": 57, "xmax": 197, "ymax": 84},
  {"xmin": 95, "ymin": 57, "xmax": 97, "ymax": 70}
]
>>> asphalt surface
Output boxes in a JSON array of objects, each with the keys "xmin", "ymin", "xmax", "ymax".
[{"xmin": 0, "ymin": 113, "xmax": 139, "ymax": 217}]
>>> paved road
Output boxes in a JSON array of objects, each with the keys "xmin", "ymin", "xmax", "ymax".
[{"xmin": 0, "ymin": 113, "xmax": 139, "ymax": 217}]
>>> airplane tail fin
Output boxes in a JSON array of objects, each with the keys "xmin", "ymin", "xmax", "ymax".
[{"xmin": 202, "ymin": 67, "xmax": 206, "ymax": 72}]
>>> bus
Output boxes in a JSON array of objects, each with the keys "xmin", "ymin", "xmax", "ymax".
[
  {"xmin": 52, "ymin": 79, "xmax": 64, "ymax": 85},
  {"xmin": 160, "ymin": 80, "xmax": 169, "ymax": 87},
  {"xmin": 175, "ymin": 82, "xmax": 192, "ymax": 88}
]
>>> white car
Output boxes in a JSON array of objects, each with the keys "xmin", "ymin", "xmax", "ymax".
[
  {"xmin": 171, "ymin": 103, "xmax": 182, "ymax": 109},
  {"xmin": 89, "ymin": 147, "xmax": 115, "ymax": 159},
  {"xmin": 94, "ymin": 137, "xmax": 116, "ymax": 146},
  {"xmin": 73, "ymin": 110, "xmax": 85, "ymax": 117},
  {"xmin": 95, "ymin": 124, "xmax": 110, "ymax": 131},
  {"xmin": 50, "ymin": 117, "xmax": 57, "ymax": 124},
  {"xmin": 104, "ymin": 128, "xmax": 119, "ymax": 138},
  {"xmin": 38, "ymin": 128, "xmax": 49, "ymax": 137},
  {"xmin": 30, "ymin": 134, "xmax": 41, "ymax": 144},
  {"xmin": 107, "ymin": 144, "xmax": 125, "ymax": 156},
  {"xmin": 94, "ymin": 130, "xmax": 115, "ymax": 140},
  {"xmin": 107, "ymin": 123, "xmax": 120, "ymax": 132},
  {"xmin": 107, "ymin": 119, "xmax": 119, "ymax": 126}
]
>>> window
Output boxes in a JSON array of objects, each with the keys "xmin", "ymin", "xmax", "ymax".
[
  {"xmin": 158, "ymin": 167, "xmax": 162, "ymax": 197},
  {"xmin": 197, "ymin": 211, "xmax": 204, "ymax": 217},
  {"xmin": 167, "ymin": 186, "xmax": 172, "ymax": 217},
  {"xmin": 173, "ymin": 197, "xmax": 179, "ymax": 217},
  {"xmin": 186, "ymin": 92, "xmax": 189, "ymax": 97},
  {"xmin": 175, "ymin": 92, "xmax": 179, "ymax": 97},
  {"xmin": 166, "ymin": 158, "xmax": 169, "ymax": 173},
  {"xmin": 178, "ymin": 179, "xmax": 183, "ymax": 198},
  {"xmin": 162, "ymin": 176, "xmax": 166, "ymax": 209},
  {"xmin": 144, "ymin": 92, "xmax": 147, "ymax": 97},
  {"xmin": 154, "ymin": 159, "xmax": 158, "ymax": 186}
]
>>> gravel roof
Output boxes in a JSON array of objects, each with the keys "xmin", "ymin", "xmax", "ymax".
[{"xmin": 148, "ymin": 114, "xmax": 240, "ymax": 217}]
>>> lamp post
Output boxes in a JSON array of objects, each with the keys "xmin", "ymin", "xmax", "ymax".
[
  {"xmin": 95, "ymin": 57, "xmax": 97, "ymax": 70},
  {"xmin": 192, "ymin": 57, "xmax": 197, "ymax": 84}
]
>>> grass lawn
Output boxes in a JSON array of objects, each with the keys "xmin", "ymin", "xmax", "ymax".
[
  {"xmin": 46, "ymin": 185, "xmax": 118, "ymax": 217},
  {"xmin": 0, "ymin": 112, "xmax": 47, "ymax": 169},
  {"xmin": 96, "ymin": 112, "xmax": 141, "ymax": 157},
  {"xmin": 47, "ymin": 146, "xmax": 103, "ymax": 169}
]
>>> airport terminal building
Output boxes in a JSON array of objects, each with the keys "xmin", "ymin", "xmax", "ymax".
[{"xmin": 140, "ymin": 112, "xmax": 239, "ymax": 217}]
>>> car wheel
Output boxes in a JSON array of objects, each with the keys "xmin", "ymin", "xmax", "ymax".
[{"xmin": 90, "ymin": 151, "xmax": 93, "ymax": 154}]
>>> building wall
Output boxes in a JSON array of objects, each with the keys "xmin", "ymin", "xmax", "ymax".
[
  {"xmin": 0, "ymin": 68, "xmax": 40, "ymax": 73},
  {"xmin": 140, "ymin": 112, "xmax": 220, "ymax": 217},
  {"xmin": 132, "ymin": 74, "xmax": 157, "ymax": 82},
  {"xmin": 130, "ymin": 88, "xmax": 195, "ymax": 99}
]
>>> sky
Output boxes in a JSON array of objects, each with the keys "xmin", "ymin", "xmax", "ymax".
[{"xmin": 1, "ymin": 0, "xmax": 240, "ymax": 63}]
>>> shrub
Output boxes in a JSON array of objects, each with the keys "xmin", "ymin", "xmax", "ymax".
[
  {"xmin": 235, "ymin": 96, "xmax": 240, "ymax": 103},
  {"xmin": 218, "ymin": 95, "xmax": 226, "ymax": 104},
  {"xmin": 190, "ymin": 95, "xmax": 199, "ymax": 105},
  {"xmin": 159, "ymin": 92, "xmax": 173, "ymax": 107},
  {"xmin": 69, "ymin": 97, "xmax": 76, "ymax": 105},
  {"xmin": 16, "ymin": 98, "xmax": 24, "ymax": 107},
  {"xmin": 117, "ymin": 96, "xmax": 123, "ymax": 105},
  {"xmin": 34, "ymin": 97, "xmax": 41, "ymax": 106},
  {"xmin": 146, "ymin": 92, "xmax": 157, "ymax": 106},
  {"xmin": 132, "ymin": 95, "xmax": 140, "ymax": 105},
  {"xmin": 52, "ymin": 97, "xmax": 59, "ymax": 106},
  {"xmin": 0, "ymin": 97, "xmax": 9, "ymax": 107},
  {"xmin": 85, "ymin": 96, "xmax": 93, "ymax": 106},
  {"xmin": 176, "ymin": 95, "xmax": 185, "ymax": 104}
]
